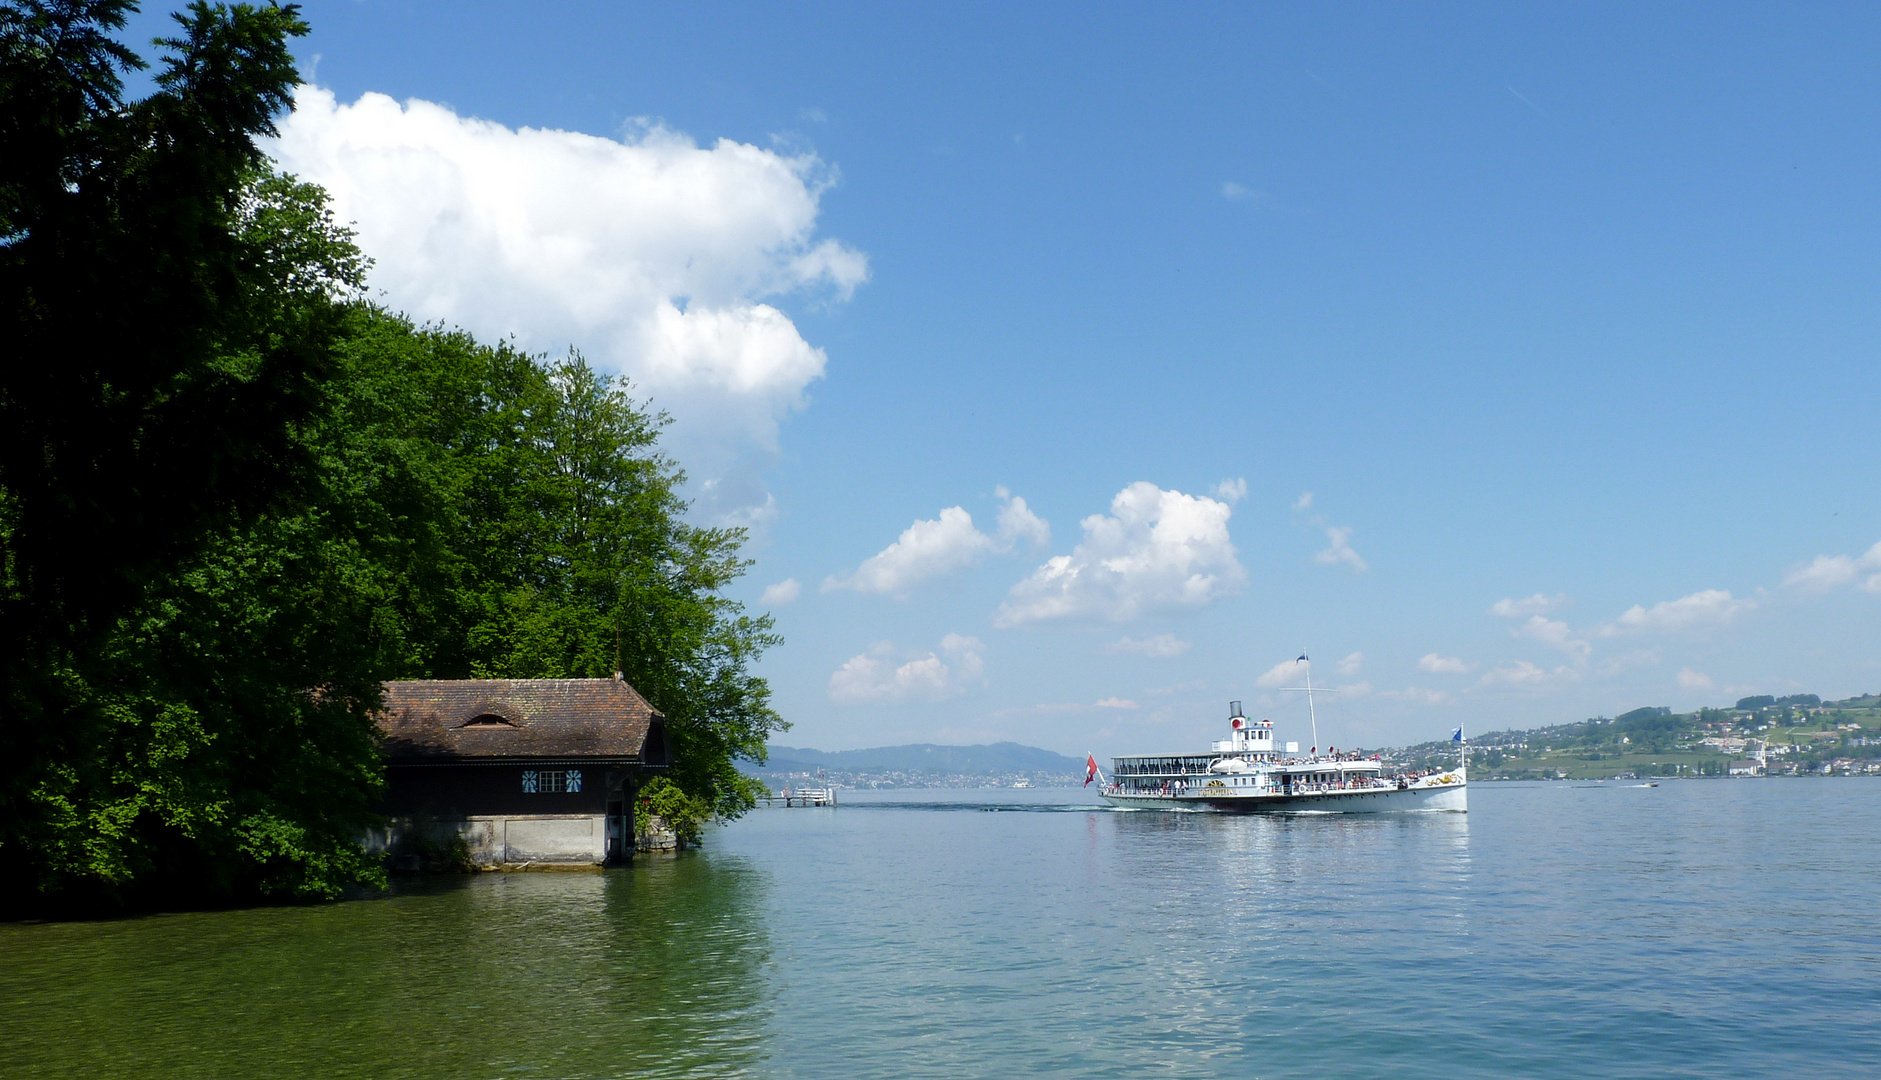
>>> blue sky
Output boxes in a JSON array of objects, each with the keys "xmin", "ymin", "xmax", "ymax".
[{"xmin": 130, "ymin": 2, "xmax": 1881, "ymax": 755}]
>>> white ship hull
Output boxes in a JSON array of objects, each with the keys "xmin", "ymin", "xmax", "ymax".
[{"xmin": 1100, "ymin": 771, "xmax": 1467, "ymax": 814}]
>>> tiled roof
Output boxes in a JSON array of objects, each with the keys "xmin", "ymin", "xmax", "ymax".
[{"xmin": 375, "ymin": 678, "xmax": 666, "ymax": 764}]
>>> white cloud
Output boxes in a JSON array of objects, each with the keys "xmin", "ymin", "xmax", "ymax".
[
  {"xmin": 1221, "ymin": 181, "xmax": 1252, "ymax": 200},
  {"xmin": 1489, "ymin": 593, "xmax": 1568, "ymax": 618},
  {"xmin": 1337, "ymin": 652, "xmax": 1364, "ymax": 676},
  {"xmin": 1511, "ymin": 616, "xmax": 1591, "ymax": 661},
  {"xmin": 1314, "ymin": 525, "xmax": 1368, "ymax": 572},
  {"xmin": 1380, "ymin": 686, "xmax": 1454, "ymax": 705},
  {"xmin": 993, "ymin": 486, "xmax": 1051, "ymax": 550},
  {"xmin": 1782, "ymin": 541, "xmax": 1881, "ymax": 595},
  {"xmin": 759, "ymin": 578, "xmax": 801, "ymax": 605},
  {"xmin": 1104, "ymin": 634, "xmax": 1192, "ymax": 658},
  {"xmin": 827, "ymin": 490, "xmax": 1046, "ymax": 597},
  {"xmin": 827, "ymin": 633, "xmax": 985, "ymax": 703},
  {"xmin": 1094, "ymin": 697, "xmax": 1140, "ymax": 710},
  {"xmin": 271, "ymin": 87, "xmax": 867, "ymax": 523},
  {"xmin": 1212, "ymin": 478, "xmax": 1248, "ymax": 504},
  {"xmin": 1677, "ymin": 668, "xmax": 1714, "ymax": 690},
  {"xmin": 825, "ymin": 507, "xmax": 992, "ymax": 596},
  {"xmin": 996, "ymin": 482, "xmax": 1245, "ymax": 625},
  {"xmin": 1256, "ymin": 657, "xmax": 1309, "ymax": 689},
  {"xmin": 1601, "ymin": 589, "xmax": 1755, "ymax": 636},
  {"xmin": 1418, "ymin": 653, "xmax": 1475, "ymax": 675},
  {"xmin": 1475, "ymin": 661, "xmax": 1581, "ymax": 689},
  {"xmin": 1292, "ymin": 492, "xmax": 1314, "ymax": 512}
]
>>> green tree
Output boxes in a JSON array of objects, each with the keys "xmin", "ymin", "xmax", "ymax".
[
  {"xmin": 2, "ymin": 165, "xmax": 396, "ymax": 905},
  {"xmin": 0, "ymin": 2, "xmax": 400, "ymax": 907},
  {"xmin": 1, "ymin": 1, "xmax": 320, "ymax": 642},
  {"xmin": 333, "ymin": 316, "xmax": 787, "ymax": 821}
]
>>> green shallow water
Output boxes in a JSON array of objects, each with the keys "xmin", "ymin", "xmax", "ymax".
[{"xmin": 4, "ymin": 780, "xmax": 1879, "ymax": 1079}]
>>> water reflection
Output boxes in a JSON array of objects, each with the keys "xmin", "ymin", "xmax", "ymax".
[
  {"xmin": 0, "ymin": 858, "xmax": 774, "ymax": 1080},
  {"xmin": 1079, "ymin": 807, "xmax": 1477, "ymax": 1074}
]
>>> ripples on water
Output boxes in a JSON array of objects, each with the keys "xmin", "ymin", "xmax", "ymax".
[{"xmin": 3, "ymin": 782, "xmax": 1878, "ymax": 1079}]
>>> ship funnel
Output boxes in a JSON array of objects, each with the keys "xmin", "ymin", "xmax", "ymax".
[{"xmin": 1229, "ymin": 700, "xmax": 1245, "ymax": 720}]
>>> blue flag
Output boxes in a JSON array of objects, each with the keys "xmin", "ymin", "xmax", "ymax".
[{"xmin": 1451, "ymin": 726, "xmax": 1464, "ymax": 742}]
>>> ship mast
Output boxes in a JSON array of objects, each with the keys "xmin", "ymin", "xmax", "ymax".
[
  {"xmin": 1280, "ymin": 654, "xmax": 1335, "ymax": 761},
  {"xmin": 1305, "ymin": 656, "xmax": 1319, "ymax": 760}
]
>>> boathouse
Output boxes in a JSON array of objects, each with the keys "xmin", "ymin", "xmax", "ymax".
[{"xmin": 370, "ymin": 675, "xmax": 669, "ymax": 869}]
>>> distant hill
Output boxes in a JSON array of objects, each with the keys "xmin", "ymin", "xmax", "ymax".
[
  {"xmin": 757, "ymin": 742, "xmax": 1085, "ymax": 776},
  {"xmin": 1384, "ymin": 690, "xmax": 1881, "ymax": 779}
]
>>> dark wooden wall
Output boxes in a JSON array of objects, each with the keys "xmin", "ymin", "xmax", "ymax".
[{"xmin": 383, "ymin": 763, "xmax": 612, "ymax": 817}]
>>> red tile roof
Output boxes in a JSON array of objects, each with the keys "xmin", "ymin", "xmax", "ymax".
[{"xmin": 375, "ymin": 678, "xmax": 666, "ymax": 764}]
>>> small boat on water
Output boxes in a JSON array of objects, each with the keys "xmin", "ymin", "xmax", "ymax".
[{"xmin": 1096, "ymin": 688, "xmax": 1467, "ymax": 813}]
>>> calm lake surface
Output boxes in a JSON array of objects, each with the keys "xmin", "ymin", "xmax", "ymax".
[{"xmin": 5, "ymin": 780, "xmax": 1879, "ymax": 1079}]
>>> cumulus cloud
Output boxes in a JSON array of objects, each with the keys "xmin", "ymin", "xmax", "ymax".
[
  {"xmin": 759, "ymin": 578, "xmax": 801, "ymax": 605},
  {"xmin": 1212, "ymin": 478, "xmax": 1248, "ymax": 504},
  {"xmin": 1292, "ymin": 492, "xmax": 1314, "ymax": 511},
  {"xmin": 271, "ymin": 87, "xmax": 866, "ymax": 522},
  {"xmin": 1475, "ymin": 661, "xmax": 1581, "ymax": 689},
  {"xmin": 1782, "ymin": 541, "xmax": 1881, "ymax": 595},
  {"xmin": 827, "ymin": 634, "xmax": 985, "ymax": 703},
  {"xmin": 827, "ymin": 490, "xmax": 1046, "ymax": 597},
  {"xmin": 1677, "ymin": 668, "xmax": 1714, "ymax": 690},
  {"xmin": 996, "ymin": 482, "xmax": 1244, "ymax": 625},
  {"xmin": 1418, "ymin": 653, "xmax": 1475, "ymax": 675},
  {"xmin": 1256, "ymin": 657, "xmax": 1309, "ymax": 689},
  {"xmin": 1511, "ymin": 616, "xmax": 1591, "ymax": 661},
  {"xmin": 1104, "ymin": 634, "xmax": 1192, "ymax": 658},
  {"xmin": 993, "ymin": 486, "xmax": 1051, "ymax": 550},
  {"xmin": 1489, "ymin": 593, "xmax": 1568, "ymax": 618},
  {"xmin": 1337, "ymin": 652, "xmax": 1364, "ymax": 677},
  {"xmin": 825, "ymin": 507, "xmax": 990, "ymax": 596},
  {"xmin": 1601, "ymin": 589, "xmax": 1755, "ymax": 636}
]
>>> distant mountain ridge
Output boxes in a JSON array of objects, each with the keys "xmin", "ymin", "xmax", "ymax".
[{"xmin": 757, "ymin": 742, "xmax": 1085, "ymax": 776}]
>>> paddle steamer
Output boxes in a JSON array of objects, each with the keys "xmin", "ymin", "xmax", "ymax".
[{"xmin": 1098, "ymin": 699, "xmax": 1467, "ymax": 813}]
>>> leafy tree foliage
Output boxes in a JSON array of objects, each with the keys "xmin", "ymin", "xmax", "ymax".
[
  {"xmin": 0, "ymin": 1, "xmax": 370, "ymax": 907},
  {"xmin": 326, "ymin": 307, "xmax": 786, "ymax": 822}
]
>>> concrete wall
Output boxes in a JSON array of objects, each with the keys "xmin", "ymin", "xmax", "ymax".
[{"xmin": 369, "ymin": 814, "xmax": 610, "ymax": 870}]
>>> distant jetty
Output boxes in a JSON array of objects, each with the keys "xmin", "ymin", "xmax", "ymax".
[{"xmin": 766, "ymin": 786, "xmax": 837, "ymax": 807}]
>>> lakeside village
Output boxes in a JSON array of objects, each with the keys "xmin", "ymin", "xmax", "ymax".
[
  {"xmin": 1395, "ymin": 692, "xmax": 1881, "ymax": 781},
  {"xmin": 753, "ymin": 692, "xmax": 1881, "ymax": 791}
]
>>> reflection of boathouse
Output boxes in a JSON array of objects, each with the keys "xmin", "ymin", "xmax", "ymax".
[{"xmin": 371, "ymin": 676, "xmax": 668, "ymax": 868}]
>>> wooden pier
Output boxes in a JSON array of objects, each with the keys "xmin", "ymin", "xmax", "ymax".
[{"xmin": 767, "ymin": 786, "xmax": 837, "ymax": 807}]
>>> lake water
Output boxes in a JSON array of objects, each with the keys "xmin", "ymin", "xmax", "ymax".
[{"xmin": 4, "ymin": 780, "xmax": 1879, "ymax": 1079}]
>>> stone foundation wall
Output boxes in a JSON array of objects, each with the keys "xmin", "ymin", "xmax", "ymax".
[{"xmin": 368, "ymin": 814, "xmax": 610, "ymax": 870}]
